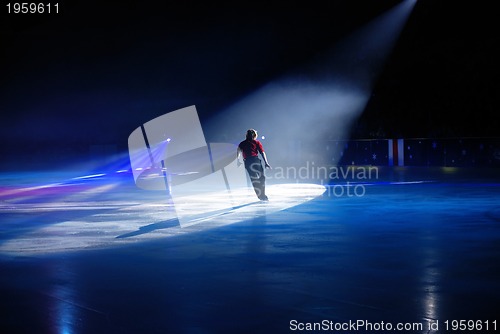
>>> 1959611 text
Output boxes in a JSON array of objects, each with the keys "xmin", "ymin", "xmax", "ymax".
[{"xmin": 6, "ymin": 3, "xmax": 59, "ymax": 14}]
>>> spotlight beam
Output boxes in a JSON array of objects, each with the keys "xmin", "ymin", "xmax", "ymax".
[{"xmin": 205, "ymin": 0, "xmax": 417, "ymax": 167}]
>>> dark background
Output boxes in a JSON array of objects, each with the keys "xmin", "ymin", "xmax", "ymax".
[{"xmin": 1, "ymin": 0, "xmax": 498, "ymax": 169}]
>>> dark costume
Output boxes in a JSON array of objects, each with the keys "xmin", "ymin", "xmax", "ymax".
[{"xmin": 238, "ymin": 139, "xmax": 268, "ymax": 200}]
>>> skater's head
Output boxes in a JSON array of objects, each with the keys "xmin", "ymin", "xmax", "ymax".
[{"xmin": 246, "ymin": 129, "xmax": 257, "ymax": 140}]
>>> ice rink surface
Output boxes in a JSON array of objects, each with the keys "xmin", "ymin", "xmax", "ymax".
[{"xmin": 1, "ymin": 167, "xmax": 499, "ymax": 333}]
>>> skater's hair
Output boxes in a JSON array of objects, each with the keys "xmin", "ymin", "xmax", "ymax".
[{"xmin": 246, "ymin": 129, "xmax": 257, "ymax": 140}]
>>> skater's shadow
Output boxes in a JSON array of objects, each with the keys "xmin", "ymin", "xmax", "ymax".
[
  {"xmin": 115, "ymin": 218, "xmax": 179, "ymax": 239},
  {"xmin": 116, "ymin": 201, "xmax": 260, "ymax": 239}
]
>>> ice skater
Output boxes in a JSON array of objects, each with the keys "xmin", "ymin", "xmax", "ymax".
[{"xmin": 237, "ymin": 129, "xmax": 271, "ymax": 201}]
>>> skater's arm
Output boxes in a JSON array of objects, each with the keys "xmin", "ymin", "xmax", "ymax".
[
  {"xmin": 261, "ymin": 152, "xmax": 271, "ymax": 169},
  {"xmin": 236, "ymin": 147, "xmax": 243, "ymax": 166}
]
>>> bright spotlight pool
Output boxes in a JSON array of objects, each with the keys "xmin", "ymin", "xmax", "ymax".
[{"xmin": 0, "ymin": 171, "xmax": 325, "ymax": 255}]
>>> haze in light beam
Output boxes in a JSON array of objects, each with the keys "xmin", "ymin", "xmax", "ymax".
[{"xmin": 205, "ymin": 0, "xmax": 417, "ymax": 167}]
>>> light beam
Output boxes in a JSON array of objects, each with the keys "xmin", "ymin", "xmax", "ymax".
[{"xmin": 205, "ymin": 0, "xmax": 417, "ymax": 168}]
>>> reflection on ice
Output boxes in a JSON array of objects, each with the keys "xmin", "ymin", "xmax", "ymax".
[{"xmin": 0, "ymin": 184, "xmax": 325, "ymax": 255}]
